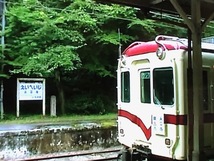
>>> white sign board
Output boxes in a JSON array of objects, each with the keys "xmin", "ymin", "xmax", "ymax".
[
  {"xmin": 17, "ymin": 78, "xmax": 46, "ymax": 117},
  {"xmin": 152, "ymin": 114, "xmax": 165, "ymax": 135},
  {"xmin": 18, "ymin": 82, "xmax": 43, "ymax": 100}
]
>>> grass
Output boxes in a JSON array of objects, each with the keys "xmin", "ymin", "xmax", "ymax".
[{"xmin": 0, "ymin": 113, "xmax": 117, "ymax": 126}]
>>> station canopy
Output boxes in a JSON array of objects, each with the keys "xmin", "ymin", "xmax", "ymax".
[{"xmin": 97, "ymin": 0, "xmax": 214, "ymax": 26}]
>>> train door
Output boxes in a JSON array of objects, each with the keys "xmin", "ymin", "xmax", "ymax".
[
  {"xmin": 150, "ymin": 66, "xmax": 177, "ymax": 157},
  {"xmin": 139, "ymin": 68, "xmax": 152, "ymax": 142}
]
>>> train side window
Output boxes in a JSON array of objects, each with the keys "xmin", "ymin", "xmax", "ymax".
[
  {"xmin": 203, "ymin": 70, "xmax": 209, "ymax": 110},
  {"xmin": 153, "ymin": 67, "xmax": 174, "ymax": 105},
  {"xmin": 121, "ymin": 71, "xmax": 130, "ymax": 102},
  {"xmin": 140, "ymin": 71, "xmax": 151, "ymax": 103}
]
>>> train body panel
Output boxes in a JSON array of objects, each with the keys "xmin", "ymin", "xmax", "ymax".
[{"xmin": 117, "ymin": 35, "xmax": 214, "ymax": 160}]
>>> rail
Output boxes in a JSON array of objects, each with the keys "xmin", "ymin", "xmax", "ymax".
[{"xmin": 16, "ymin": 148, "xmax": 121, "ymax": 161}]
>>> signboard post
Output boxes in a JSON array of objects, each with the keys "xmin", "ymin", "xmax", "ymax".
[
  {"xmin": 17, "ymin": 78, "xmax": 46, "ymax": 117},
  {"xmin": 50, "ymin": 95, "xmax": 56, "ymax": 117}
]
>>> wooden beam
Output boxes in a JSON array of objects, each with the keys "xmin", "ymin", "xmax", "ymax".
[
  {"xmin": 169, "ymin": 0, "xmax": 195, "ymax": 32},
  {"xmin": 202, "ymin": 11, "xmax": 214, "ymax": 31},
  {"xmin": 203, "ymin": 0, "xmax": 214, "ymax": 3},
  {"xmin": 150, "ymin": 0, "xmax": 163, "ymax": 5},
  {"xmin": 191, "ymin": 0, "xmax": 204, "ymax": 161}
]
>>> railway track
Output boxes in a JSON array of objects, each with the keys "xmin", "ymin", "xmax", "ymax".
[{"xmin": 16, "ymin": 148, "xmax": 121, "ymax": 161}]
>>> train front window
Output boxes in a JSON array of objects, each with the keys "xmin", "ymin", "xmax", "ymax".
[
  {"xmin": 153, "ymin": 67, "xmax": 174, "ymax": 105},
  {"xmin": 140, "ymin": 71, "xmax": 151, "ymax": 103},
  {"xmin": 121, "ymin": 71, "xmax": 130, "ymax": 102}
]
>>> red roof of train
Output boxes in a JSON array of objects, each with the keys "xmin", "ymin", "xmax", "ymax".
[{"xmin": 123, "ymin": 40, "xmax": 187, "ymax": 56}]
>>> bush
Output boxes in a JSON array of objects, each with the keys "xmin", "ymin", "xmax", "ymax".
[{"xmin": 66, "ymin": 93, "xmax": 116, "ymax": 114}]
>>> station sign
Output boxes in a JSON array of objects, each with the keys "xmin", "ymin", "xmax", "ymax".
[
  {"xmin": 16, "ymin": 78, "xmax": 46, "ymax": 117},
  {"xmin": 18, "ymin": 82, "xmax": 43, "ymax": 100}
]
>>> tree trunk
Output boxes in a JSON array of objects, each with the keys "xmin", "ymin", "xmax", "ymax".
[{"xmin": 54, "ymin": 69, "xmax": 65, "ymax": 115}]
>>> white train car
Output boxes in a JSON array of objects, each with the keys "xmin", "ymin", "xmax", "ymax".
[{"xmin": 117, "ymin": 35, "xmax": 214, "ymax": 161}]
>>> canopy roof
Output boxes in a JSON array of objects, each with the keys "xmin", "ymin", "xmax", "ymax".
[{"xmin": 97, "ymin": 0, "xmax": 214, "ymax": 23}]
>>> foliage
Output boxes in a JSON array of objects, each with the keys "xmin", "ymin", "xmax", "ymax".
[
  {"xmin": 66, "ymin": 94, "xmax": 110, "ymax": 114},
  {"xmin": 203, "ymin": 22, "xmax": 214, "ymax": 37},
  {"xmin": 12, "ymin": 45, "xmax": 81, "ymax": 77},
  {"xmin": 5, "ymin": 0, "xmax": 85, "ymax": 76},
  {"xmin": 5, "ymin": 0, "xmax": 98, "ymax": 114}
]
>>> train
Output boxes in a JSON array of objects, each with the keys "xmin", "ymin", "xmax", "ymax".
[{"xmin": 117, "ymin": 35, "xmax": 214, "ymax": 161}]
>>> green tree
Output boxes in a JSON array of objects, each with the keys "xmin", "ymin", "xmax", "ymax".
[{"xmin": 5, "ymin": 0, "xmax": 85, "ymax": 114}]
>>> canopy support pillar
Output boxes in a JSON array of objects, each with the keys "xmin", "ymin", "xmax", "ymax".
[
  {"xmin": 191, "ymin": 0, "xmax": 204, "ymax": 160},
  {"xmin": 170, "ymin": 0, "xmax": 205, "ymax": 161}
]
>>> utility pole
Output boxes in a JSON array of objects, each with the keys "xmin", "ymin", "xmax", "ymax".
[{"xmin": 0, "ymin": 0, "xmax": 5, "ymax": 119}]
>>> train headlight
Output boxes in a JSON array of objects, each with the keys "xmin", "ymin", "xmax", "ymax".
[
  {"xmin": 120, "ymin": 55, "xmax": 126, "ymax": 67},
  {"xmin": 156, "ymin": 47, "xmax": 166, "ymax": 60}
]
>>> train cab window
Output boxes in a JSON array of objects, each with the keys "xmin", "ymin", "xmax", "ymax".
[
  {"xmin": 140, "ymin": 71, "xmax": 151, "ymax": 103},
  {"xmin": 153, "ymin": 67, "xmax": 174, "ymax": 105},
  {"xmin": 121, "ymin": 71, "xmax": 130, "ymax": 102}
]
